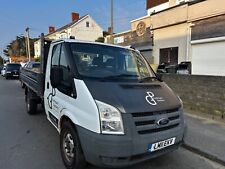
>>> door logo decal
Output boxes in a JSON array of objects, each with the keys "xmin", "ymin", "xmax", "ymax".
[
  {"xmin": 47, "ymin": 88, "xmax": 56, "ymax": 109},
  {"xmin": 145, "ymin": 92, "xmax": 165, "ymax": 106}
]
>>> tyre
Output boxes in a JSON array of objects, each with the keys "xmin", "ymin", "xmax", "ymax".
[
  {"xmin": 26, "ymin": 91, "xmax": 37, "ymax": 115},
  {"xmin": 21, "ymin": 82, "xmax": 25, "ymax": 88},
  {"xmin": 60, "ymin": 121, "xmax": 86, "ymax": 169},
  {"xmin": 5, "ymin": 75, "xmax": 9, "ymax": 80}
]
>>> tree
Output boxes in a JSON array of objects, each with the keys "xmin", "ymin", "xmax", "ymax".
[
  {"xmin": 95, "ymin": 37, "xmax": 105, "ymax": 43},
  {"xmin": 3, "ymin": 36, "xmax": 37, "ymax": 58},
  {"xmin": 0, "ymin": 56, "xmax": 3, "ymax": 65}
]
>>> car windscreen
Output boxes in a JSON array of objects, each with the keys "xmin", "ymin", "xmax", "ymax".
[
  {"xmin": 33, "ymin": 63, "xmax": 40, "ymax": 68},
  {"xmin": 70, "ymin": 43, "xmax": 155, "ymax": 80},
  {"xmin": 6, "ymin": 64, "xmax": 21, "ymax": 71},
  {"xmin": 158, "ymin": 65, "xmax": 166, "ymax": 69},
  {"xmin": 178, "ymin": 65, "xmax": 188, "ymax": 70}
]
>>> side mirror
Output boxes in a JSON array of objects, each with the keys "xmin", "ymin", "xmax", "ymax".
[
  {"xmin": 156, "ymin": 73, "xmax": 163, "ymax": 81},
  {"xmin": 50, "ymin": 67, "xmax": 63, "ymax": 88}
]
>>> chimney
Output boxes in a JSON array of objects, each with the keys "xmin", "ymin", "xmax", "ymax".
[
  {"xmin": 48, "ymin": 26, "xmax": 55, "ymax": 34},
  {"xmin": 108, "ymin": 27, "xmax": 113, "ymax": 35},
  {"xmin": 71, "ymin": 12, "xmax": 79, "ymax": 22}
]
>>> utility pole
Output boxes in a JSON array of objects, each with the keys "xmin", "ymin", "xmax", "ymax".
[
  {"xmin": 25, "ymin": 27, "xmax": 31, "ymax": 61},
  {"xmin": 111, "ymin": 0, "xmax": 114, "ymax": 35},
  {"xmin": 24, "ymin": 34, "xmax": 28, "ymax": 60}
]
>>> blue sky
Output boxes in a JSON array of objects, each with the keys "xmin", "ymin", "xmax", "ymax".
[{"xmin": 0, "ymin": 0, "xmax": 146, "ymax": 58}]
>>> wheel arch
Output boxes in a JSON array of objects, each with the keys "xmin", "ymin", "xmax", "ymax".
[{"xmin": 59, "ymin": 113, "xmax": 78, "ymax": 133}]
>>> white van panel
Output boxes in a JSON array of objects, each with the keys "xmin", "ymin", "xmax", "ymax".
[{"xmin": 59, "ymin": 79, "xmax": 100, "ymax": 133}]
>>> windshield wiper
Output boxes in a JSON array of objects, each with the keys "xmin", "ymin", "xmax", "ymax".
[
  {"xmin": 104, "ymin": 74, "xmax": 139, "ymax": 80},
  {"xmin": 139, "ymin": 76, "xmax": 159, "ymax": 83}
]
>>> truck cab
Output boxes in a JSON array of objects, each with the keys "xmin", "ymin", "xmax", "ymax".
[
  {"xmin": 45, "ymin": 39, "xmax": 186, "ymax": 168},
  {"xmin": 22, "ymin": 37, "xmax": 186, "ymax": 169}
]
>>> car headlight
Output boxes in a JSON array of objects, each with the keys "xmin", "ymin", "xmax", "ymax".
[
  {"xmin": 177, "ymin": 96, "xmax": 183, "ymax": 109},
  {"xmin": 6, "ymin": 71, "xmax": 11, "ymax": 73},
  {"xmin": 95, "ymin": 100, "xmax": 124, "ymax": 135}
]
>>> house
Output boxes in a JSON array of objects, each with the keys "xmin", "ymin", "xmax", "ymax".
[
  {"xmin": 148, "ymin": 0, "xmax": 225, "ymax": 76},
  {"xmin": 106, "ymin": 16, "xmax": 153, "ymax": 63},
  {"xmin": 147, "ymin": 0, "xmax": 191, "ymax": 15},
  {"xmin": 107, "ymin": 0, "xmax": 225, "ymax": 76},
  {"xmin": 34, "ymin": 12, "xmax": 103, "ymax": 58}
]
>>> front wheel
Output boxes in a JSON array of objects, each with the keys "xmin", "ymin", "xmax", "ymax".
[{"xmin": 60, "ymin": 121, "xmax": 86, "ymax": 169}]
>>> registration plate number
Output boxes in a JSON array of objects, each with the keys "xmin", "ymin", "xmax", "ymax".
[{"xmin": 148, "ymin": 137, "xmax": 176, "ymax": 152}]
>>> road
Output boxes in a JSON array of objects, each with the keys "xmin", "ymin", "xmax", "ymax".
[
  {"xmin": 0, "ymin": 76, "xmax": 224, "ymax": 169},
  {"xmin": 185, "ymin": 113, "xmax": 225, "ymax": 164}
]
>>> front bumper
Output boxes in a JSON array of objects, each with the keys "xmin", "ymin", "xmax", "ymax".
[
  {"xmin": 77, "ymin": 111, "xmax": 185, "ymax": 168},
  {"xmin": 6, "ymin": 72, "xmax": 19, "ymax": 78}
]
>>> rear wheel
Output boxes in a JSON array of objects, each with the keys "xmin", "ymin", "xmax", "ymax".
[
  {"xmin": 60, "ymin": 121, "xmax": 86, "ymax": 169},
  {"xmin": 26, "ymin": 90, "xmax": 37, "ymax": 115},
  {"xmin": 21, "ymin": 81, "xmax": 25, "ymax": 88}
]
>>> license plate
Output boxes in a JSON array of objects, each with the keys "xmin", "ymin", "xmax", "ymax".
[
  {"xmin": 148, "ymin": 137, "xmax": 176, "ymax": 152},
  {"xmin": 13, "ymin": 75, "xmax": 19, "ymax": 77}
]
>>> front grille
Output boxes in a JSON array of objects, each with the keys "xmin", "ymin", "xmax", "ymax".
[
  {"xmin": 11, "ymin": 71, "xmax": 19, "ymax": 75},
  {"xmin": 132, "ymin": 108, "xmax": 180, "ymax": 135}
]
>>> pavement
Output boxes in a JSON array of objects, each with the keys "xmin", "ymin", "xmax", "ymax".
[
  {"xmin": 0, "ymin": 76, "xmax": 225, "ymax": 169},
  {"xmin": 184, "ymin": 113, "xmax": 225, "ymax": 166}
]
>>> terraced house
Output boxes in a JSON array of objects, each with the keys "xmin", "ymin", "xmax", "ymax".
[
  {"xmin": 34, "ymin": 12, "xmax": 103, "ymax": 59},
  {"xmin": 107, "ymin": 0, "xmax": 225, "ymax": 76}
]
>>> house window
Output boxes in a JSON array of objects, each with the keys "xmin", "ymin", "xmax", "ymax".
[
  {"xmin": 159, "ymin": 47, "xmax": 178, "ymax": 65},
  {"xmin": 86, "ymin": 22, "xmax": 90, "ymax": 28}
]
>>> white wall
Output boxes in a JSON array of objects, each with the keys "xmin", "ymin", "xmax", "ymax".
[
  {"xmin": 152, "ymin": 23, "xmax": 188, "ymax": 64},
  {"xmin": 71, "ymin": 16, "xmax": 103, "ymax": 41},
  {"xmin": 147, "ymin": 2, "xmax": 169, "ymax": 15},
  {"xmin": 192, "ymin": 39, "xmax": 225, "ymax": 76}
]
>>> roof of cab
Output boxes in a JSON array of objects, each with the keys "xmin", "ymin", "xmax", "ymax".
[{"xmin": 51, "ymin": 38, "xmax": 133, "ymax": 50}]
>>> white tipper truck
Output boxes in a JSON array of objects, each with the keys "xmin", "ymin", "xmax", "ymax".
[{"xmin": 20, "ymin": 34, "xmax": 186, "ymax": 169}]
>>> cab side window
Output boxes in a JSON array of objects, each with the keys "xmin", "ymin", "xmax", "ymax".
[
  {"xmin": 51, "ymin": 44, "xmax": 61, "ymax": 67},
  {"xmin": 59, "ymin": 44, "xmax": 70, "ymax": 83},
  {"xmin": 51, "ymin": 43, "xmax": 72, "ymax": 96}
]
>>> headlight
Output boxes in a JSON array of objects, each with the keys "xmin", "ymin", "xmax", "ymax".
[
  {"xmin": 177, "ymin": 96, "xmax": 183, "ymax": 109},
  {"xmin": 6, "ymin": 71, "xmax": 11, "ymax": 73},
  {"xmin": 95, "ymin": 100, "xmax": 124, "ymax": 135}
]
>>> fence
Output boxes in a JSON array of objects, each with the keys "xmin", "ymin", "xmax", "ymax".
[{"xmin": 162, "ymin": 74, "xmax": 225, "ymax": 118}]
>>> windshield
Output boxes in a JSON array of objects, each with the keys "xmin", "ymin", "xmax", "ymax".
[
  {"xmin": 178, "ymin": 65, "xmax": 188, "ymax": 70},
  {"xmin": 33, "ymin": 63, "xmax": 40, "ymax": 68},
  {"xmin": 70, "ymin": 43, "xmax": 155, "ymax": 81},
  {"xmin": 6, "ymin": 64, "xmax": 21, "ymax": 71}
]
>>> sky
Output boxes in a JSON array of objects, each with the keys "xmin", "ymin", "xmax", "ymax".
[{"xmin": 0, "ymin": 0, "xmax": 146, "ymax": 59}]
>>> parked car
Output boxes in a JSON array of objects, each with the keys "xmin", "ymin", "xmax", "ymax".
[
  {"xmin": 1, "ymin": 65, "xmax": 6, "ymax": 77},
  {"xmin": 5, "ymin": 63, "xmax": 21, "ymax": 79},
  {"xmin": 157, "ymin": 63, "xmax": 178, "ymax": 74},
  {"xmin": 20, "ymin": 35, "xmax": 186, "ymax": 169},
  {"xmin": 20, "ymin": 61, "xmax": 40, "ymax": 72},
  {"xmin": 177, "ymin": 62, "xmax": 192, "ymax": 75},
  {"xmin": 166, "ymin": 64, "xmax": 178, "ymax": 74},
  {"xmin": 157, "ymin": 63, "xmax": 168, "ymax": 73}
]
